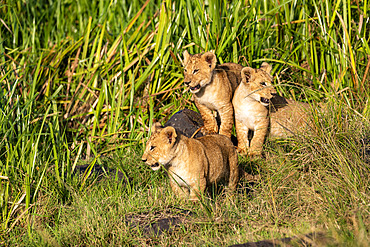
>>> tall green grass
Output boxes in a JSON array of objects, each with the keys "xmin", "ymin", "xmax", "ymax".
[{"xmin": 0, "ymin": 0, "xmax": 369, "ymax": 243}]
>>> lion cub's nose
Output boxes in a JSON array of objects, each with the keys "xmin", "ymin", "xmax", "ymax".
[
  {"xmin": 184, "ymin": 80, "xmax": 191, "ymax": 86},
  {"xmin": 141, "ymin": 157, "xmax": 147, "ymax": 162}
]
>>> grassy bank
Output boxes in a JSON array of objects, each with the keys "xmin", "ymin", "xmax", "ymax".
[{"xmin": 1, "ymin": 0, "xmax": 369, "ymax": 245}]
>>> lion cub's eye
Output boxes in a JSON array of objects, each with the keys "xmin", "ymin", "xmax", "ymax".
[
  {"xmin": 149, "ymin": 146, "xmax": 155, "ymax": 151},
  {"xmin": 193, "ymin": 69, "xmax": 199, "ymax": 74},
  {"xmin": 184, "ymin": 69, "xmax": 187, "ymax": 73},
  {"xmin": 261, "ymin": 82, "xmax": 267, "ymax": 86}
]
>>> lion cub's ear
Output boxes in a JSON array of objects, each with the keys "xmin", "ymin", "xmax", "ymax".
[
  {"xmin": 201, "ymin": 52, "xmax": 217, "ymax": 70},
  {"xmin": 241, "ymin": 67, "xmax": 255, "ymax": 84},
  {"xmin": 151, "ymin": 122, "xmax": 163, "ymax": 134},
  {"xmin": 162, "ymin": 126, "xmax": 178, "ymax": 145},
  {"xmin": 183, "ymin": 50, "xmax": 190, "ymax": 66},
  {"xmin": 260, "ymin": 62, "xmax": 272, "ymax": 74}
]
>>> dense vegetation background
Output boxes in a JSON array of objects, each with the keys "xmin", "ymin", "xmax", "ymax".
[{"xmin": 1, "ymin": 0, "xmax": 369, "ymax": 245}]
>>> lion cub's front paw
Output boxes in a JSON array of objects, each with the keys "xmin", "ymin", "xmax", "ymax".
[{"xmin": 236, "ymin": 146, "xmax": 247, "ymax": 155}]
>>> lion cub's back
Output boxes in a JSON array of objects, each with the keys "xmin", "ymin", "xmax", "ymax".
[
  {"xmin": 195, "ymin": 134, "xmax": 237, "ymax": 183},
  {"xmin": 218, "ymin": 63, "xmax": 244, "ymax": 93},
  {"xmin": 270, "ymin": 99, "xmax": 310, "ymax": 137},
  {"xmin": 196, "ymin": 134, "xmax": 236, "ymax": 165}
]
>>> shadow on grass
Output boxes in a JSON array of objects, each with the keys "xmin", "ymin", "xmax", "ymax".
[
  {"xmin": 74, "ymin": 163, "xmax": 130, "ymax": 183},
  {"xmin": 229, "ymin": 232, "xmax": 333, "ymax": 247}
]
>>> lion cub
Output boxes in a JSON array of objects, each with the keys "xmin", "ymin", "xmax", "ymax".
[
  {"xmin": 232, "ymin": 62, "xmax": 309, "ymax": 156},
  {"xmin": 182, "ymin": 51, "xmax": 243, "ymax": 138},
  {"xmin": 141, "ymin": 122, "xmax": 239, "ymax": 200}
]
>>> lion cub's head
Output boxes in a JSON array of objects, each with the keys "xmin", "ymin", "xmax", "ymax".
[
  {"xmin": 141, "ymin": 123, "xmax": 178, "ymax": 171},
  {"xmin": 241, "ymin": 62, "xmax": 276, "ymax": 106},
  {"xmin": 182, "ymin": 51, "xmax": 217, "ymax": 93}
]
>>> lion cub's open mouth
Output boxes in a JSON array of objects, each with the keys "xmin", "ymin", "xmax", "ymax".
[
  {"xmin": 150, "ymin": 163, "xmax": 160, "ymax": 170},
  {"xmin": 190, "ymin": 85, "xmax": 201, "ymax": 91},
  {"xmin": 260, "ymin": 97, "xmax": 270, "ymax": 104}
]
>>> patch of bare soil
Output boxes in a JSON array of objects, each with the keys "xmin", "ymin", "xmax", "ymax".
[{"xmin": 124, "ymin": 208, "xmax": 193, "ymax": 236}]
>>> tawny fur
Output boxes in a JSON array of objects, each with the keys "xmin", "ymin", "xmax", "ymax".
[
  {"xmin": 232, "ymin": 62, "xmax": 309, "ymax": 156},
  {"xmin": 141, "ymin": 123, "xmax": 239, "ymax": 200},
  {"xmin": 182, "ymin": 51, "xmax": 243, "ymax": 138}
]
